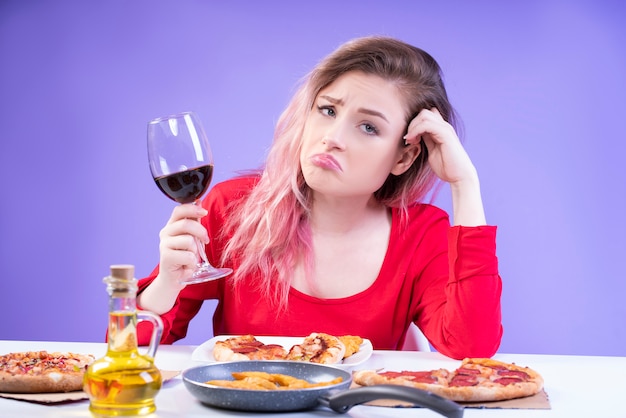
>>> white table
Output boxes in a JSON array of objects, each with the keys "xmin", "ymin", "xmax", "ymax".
[{"xmin": 0, "ymin": 340, "xmax": 624, "ymax": 417}]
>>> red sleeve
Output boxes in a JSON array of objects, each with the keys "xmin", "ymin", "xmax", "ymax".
[
  {"xmin": 135, "ymin": 266, "xmax": 202, "ymax": 346},
  {"xmin": 415, "ymin": 223, "xmax": 502, "ymax": 359},
  {"xmin": 135, "ymin": 267, "xmax": 222, "ymax": 346},
  {"xmin": 104, "ymin": 268, "xmax": 175, "ymax": 346}
]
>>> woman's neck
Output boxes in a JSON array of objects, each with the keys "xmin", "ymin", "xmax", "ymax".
[{"xmin": 309, "ymin": 193, "xmax": 389, "ymax": 235}]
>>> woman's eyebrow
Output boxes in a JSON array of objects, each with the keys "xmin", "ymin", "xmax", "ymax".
[
  {"xmin": 357, "ymin": 107, "xmax": 389, "ymax": 123},
  {"xmin": 319, "ymin": 95, "xmax": 343, "ymax": 105},
  {"xmin": 319, "ymin": 95, "xmax": 389, "ymax": 123}
]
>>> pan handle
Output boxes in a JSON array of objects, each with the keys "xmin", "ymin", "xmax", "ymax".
[{"xmin": 319, "ymin": 384, "xmax": 464, "ymax": 418}]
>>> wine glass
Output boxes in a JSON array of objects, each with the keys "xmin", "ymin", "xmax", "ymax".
[{"xmin": 147, "ymin": 111, "xmax": 232, "ymax": 284}]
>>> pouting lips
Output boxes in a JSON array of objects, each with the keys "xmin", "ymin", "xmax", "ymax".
[{"xmin": 310, "ymin": 153, "xmax": 342, "ymax": 172}]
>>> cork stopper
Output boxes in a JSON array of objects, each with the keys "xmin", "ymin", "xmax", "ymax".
[
  {"xmin": 104, "ymin": 264, "xmax": 137, "ymax": 295},
  {"xmin": 110, "ymin": 264, "xmax": 135, "ymax": 280}
]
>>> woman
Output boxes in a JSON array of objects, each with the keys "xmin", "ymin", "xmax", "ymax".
[{"xmin": 137, "ymin": 36, "xmax": 502, "ymax": 360}]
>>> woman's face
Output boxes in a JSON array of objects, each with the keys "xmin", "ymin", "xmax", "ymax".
[{"xmin": 300, "ymin": 71, "xmax": 417, "ymax": 200}]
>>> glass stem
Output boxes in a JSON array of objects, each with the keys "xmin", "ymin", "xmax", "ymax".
[
  {"xmin": 196, "ymin": 236, "xmax": 209, "ymax": 264},
  {"xmin": 192, "ymin": 201, "xmax": 209, "ymax": 265}
]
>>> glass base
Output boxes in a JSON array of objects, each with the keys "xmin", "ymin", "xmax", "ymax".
[{"xmin": 180, "ymin": 263, "xmax": 233, "ymax": 285}]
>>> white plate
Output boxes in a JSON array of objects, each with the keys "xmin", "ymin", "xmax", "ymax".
[{"xmin": 191, "ymin": 335, "xmax": 373, "ymax": 369}]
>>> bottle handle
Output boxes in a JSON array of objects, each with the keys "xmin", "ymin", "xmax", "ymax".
[{"xmin": 136, "ymin": 310, "xmax": 164, "ymax": 359}]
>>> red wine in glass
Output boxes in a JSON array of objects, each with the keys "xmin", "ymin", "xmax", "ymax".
[{"xmin": 154, "ymin": 165, "xmax": 213, "ymax": 204}]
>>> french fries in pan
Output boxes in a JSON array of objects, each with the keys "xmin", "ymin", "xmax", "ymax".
[{"xmin": 206, "ymin": 371, "xmax": 343, "ymax": 390}]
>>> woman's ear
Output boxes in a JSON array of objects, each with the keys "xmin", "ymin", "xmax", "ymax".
[{"xmin": 391, "ymin": 140, "xmax": 421, "ymax": 176}]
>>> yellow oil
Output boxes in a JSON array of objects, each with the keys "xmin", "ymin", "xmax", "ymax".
[{"xmin": 84, "ymin": 312, "xmax": 162, "ymax": 416}]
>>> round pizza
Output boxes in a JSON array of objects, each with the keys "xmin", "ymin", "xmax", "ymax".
[
  {"xmin": 0, "ymin": 351, "xmax": 95, "ymax": 393},
  {"xmin": 353, "ymin": 357, "xmax": 544, "ymax": 402}
]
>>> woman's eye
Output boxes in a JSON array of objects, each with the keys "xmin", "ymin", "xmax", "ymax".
[
  {"xmin": 318, "ymin": 105, "xmax": 335, "ymax": 117},
  {"xmin": 361, "ymin": 123, "xmax": 378, "ymax": 135}
]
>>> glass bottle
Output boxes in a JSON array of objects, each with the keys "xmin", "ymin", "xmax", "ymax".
[{"xmin": 84, "ymin": 264, "xmax": 164, "ymax": 416}]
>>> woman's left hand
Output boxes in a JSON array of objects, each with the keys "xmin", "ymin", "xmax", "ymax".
[{"xmin": 404, "ymin": 108, "xmax": 477, "ymax": 185}]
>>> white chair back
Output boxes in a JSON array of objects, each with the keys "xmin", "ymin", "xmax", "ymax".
[{"xmin": 401, "ymin": 322, "xmax": 431, "ymax": 352}]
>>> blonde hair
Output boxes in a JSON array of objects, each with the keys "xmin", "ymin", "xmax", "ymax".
[{"xmin": 222, "ymin": 36, "xmax": 458, "ymax": 308}]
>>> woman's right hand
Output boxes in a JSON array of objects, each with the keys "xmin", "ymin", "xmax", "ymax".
[
  {"xmin": 137, "ymin": 204, "xmax": 209, "ymax": 314},
  {"xmin": 157, "ymin": 203, "xmax": 210, "ymax": 287}
]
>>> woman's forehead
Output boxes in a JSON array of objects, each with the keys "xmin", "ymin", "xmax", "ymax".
[{"xmin": 315, "ymin": 72, "xmax": 409, "ymax": 122}]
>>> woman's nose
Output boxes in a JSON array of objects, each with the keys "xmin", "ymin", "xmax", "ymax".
[{"xmin": 321, "ymin": 124, "xmax": 347, "ymax": 150}]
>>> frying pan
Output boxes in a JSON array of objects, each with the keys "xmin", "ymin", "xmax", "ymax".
[{"xmin": 182, "ymin": 361, "xmax": 463, "ymax": 417}]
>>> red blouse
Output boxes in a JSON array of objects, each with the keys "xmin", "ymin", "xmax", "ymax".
[{"xmin": 137, "ymin": 176, "xmax": 503, "ymax": 359}]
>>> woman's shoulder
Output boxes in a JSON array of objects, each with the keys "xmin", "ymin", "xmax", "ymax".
[
  {"xmin": 211, "ymin": 173, "xmax": 261, "ymax": 197},
  {"xmin": 388, "ymin": 204, "xmax": 450, "ymax": 253},
  {"xmin": 390, "ymin": 203, "xmax": 451, "ymax": 239},
  {"xmin": 202, "ymin": 173, "xmax": 261, "ymax": 210},
  {"xmin": 404, "ymin": 202, "xmax": 449, "ymax": 221}
]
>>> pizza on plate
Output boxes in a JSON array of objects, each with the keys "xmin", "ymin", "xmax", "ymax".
[
  {"xmin": 0, "ymin": 351, "xmax": 95, "ymax": 393},
  {"xmin": 353, "ymin": 357, "xmax": 543, "ymax": 402},
  {"xmin": 213, "ymin": 333, "xmax": 363, "ymax": 364},
  {"xmin": 286, "ymin": 333, "xmax": 346, "ymax": 364},
  {"xmin": 213, "ymin": 334, "xmax": 289, "ymax": 362}
]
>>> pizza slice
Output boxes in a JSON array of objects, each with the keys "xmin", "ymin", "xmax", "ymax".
[
  {"xmin": 213, "ymin": 335, "xmax": 288, "ymax": 362},
  {"xmin": 338, "ymin": 335, "xmax": 363, "ymax": 359},
  {"xmin": 286, "ymin": 332, "xmax": 346, "ymax": 364}
]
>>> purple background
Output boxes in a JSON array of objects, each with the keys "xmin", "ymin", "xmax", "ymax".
[{"xmin": 1, "ymin": 1, "xmax": 625, "ymax": 356}]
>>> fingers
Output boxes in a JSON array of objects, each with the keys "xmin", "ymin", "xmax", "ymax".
[
  {"xmin": 164, "ymin": 204, "xmax": 209, "ymax": 241},
  {"xmin": 160, "ymin": 233, "xmax": 197, "ymax": 254},
  {"xmin": 158, "ymin": 204, "xmax": 210, "ymax": 284},
  {"xmin": 168, "ymin": 203, "xmax": 208, "ymax": 224},
  {"xmin": 402, "ymin": 107, "xmax": 477, "ymax": 185},
  {"xmin": 160, "ymin": 218, "xmax": 209, "ymax": 245},
  {"xmin": 159, "ymin": 240, "xmax": 197, "ymax": 272},
  {"xmin": 404, "ymin": 107, "xmax": 455, "ymax": 147}
]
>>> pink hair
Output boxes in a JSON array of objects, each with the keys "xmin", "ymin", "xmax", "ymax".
[{"xmin": 222, "ymin": 36, "xmax": 459, "ymax": 308}]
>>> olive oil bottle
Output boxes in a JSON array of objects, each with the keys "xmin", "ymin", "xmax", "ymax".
[{"xmin": 84, "ymin": 265, "xmax": 164, "ymax": 416}]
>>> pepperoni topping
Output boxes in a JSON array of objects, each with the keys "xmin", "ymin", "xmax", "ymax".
[
  {"xmin": 449, "ymin": 374, "xmax": 478, "ymax": 387},
  {"xmin": 381, "ymin": 371, "xmax": 438, "ymax": 384},
  {"xmin": 456, "ymin": 367, "xmax": 481, "ymax": 375},
  {"xmin": 493, "ymin": 377, "xmax": 523, "ymax": 386},
  {"xmin": 497, "ymin": 369, "xmax": 530, "ymax": 380},
  {"xmin": 233, "ymin": 343, "xmax": 284, "ymax": 354}
]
